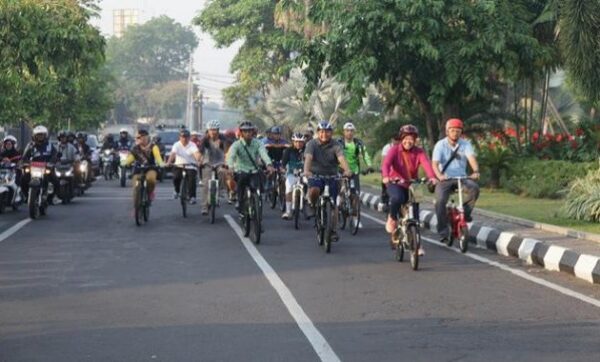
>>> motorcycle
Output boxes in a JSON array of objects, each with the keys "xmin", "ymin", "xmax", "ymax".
[
  {"xmin": 118, "ymin": 149, "xmax": 131, "ymax": 187},
  {"xmin": 24, "ymin": 162, "xmax": 53, "ymax": 219},
  {"xmin": 55, "ymin": 163, "xmax": 76, "ymax": 204},
  {"xmin": 101, "ymin": 149, "xmax": 116, "ymax": 180},
  {"xmin": 0, "ymin": 163, "xmax": 22, "ymax": 213},
  {"xmin": 78, "ymin": 159, "xmax": 90, "ymax": 192}
]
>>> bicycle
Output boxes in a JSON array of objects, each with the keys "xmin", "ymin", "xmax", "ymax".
[
  {"xmin": 238, "ymin": 170, "xmax": 264, "ymax": 244},
  {"xmin": 311, "ymin": 175, "xmax": 339, "ymax": 253},
  {"xmin": 443, "ymin": 176, "xmax": 470, "ymax": 253},
  {"xmin": 133, "ymin": 164, "xmax": 153, "ymax": 226},
  {"xmin": 290, "ymin": 169, "xmax": 308, "ymax": 230},
  {"xmin": 390, "ymin": 178, "xmax": 428, "ymax": 270},
  {"xmin": 174, "ymin": 163, "xmax": 198, "ymax": 218},
  {"xmin": 268, "ymin": 168, "xmax": 286, "ymax": 212},
  {"xmin": 338, "ymin": 174, "xmax": 361, "ymax": 235},
  {"xmin": 205, "ymin": 162, "xmax": 225, "ymax": 224}
]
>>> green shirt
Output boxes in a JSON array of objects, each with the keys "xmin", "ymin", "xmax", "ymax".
[
  {"xmin": 226, "ymin": 138, "xmax": 272, "ymax": 173},
  {"xmin": 340, "ymin": 139, "xmax": 372, "ymax": 174}
]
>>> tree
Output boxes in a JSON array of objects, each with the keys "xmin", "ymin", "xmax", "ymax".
[
  {"xmin": 105, "ymin": 16, "xmax": 198, "ymax": 122},
  {"xmin": 284, "ymin": 0, "xmax": 551, "ymax": 147},
  {"xmin": 0, "ymin": 0, "xmax": 110, "ymax": 129},
  {"xmin": 194, "ymin": 0, "xmax": 301, "ymax": 111}
]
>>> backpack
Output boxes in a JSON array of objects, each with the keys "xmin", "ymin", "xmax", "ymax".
[{"xmin": 338, "ymin": 138, "xmax": 364, "ymax": 158}]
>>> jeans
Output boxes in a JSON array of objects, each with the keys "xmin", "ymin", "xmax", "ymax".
[
  {"xmin": 235, "ymin": 172, "xmax": 262, "ymax": 211},
  {"xmin": 434, "ymin": 178, "xmax": 480, "ymax": 237},
  {"xmin": 387, "ymin": 184, "xmax": 409, "ymax": 219}
]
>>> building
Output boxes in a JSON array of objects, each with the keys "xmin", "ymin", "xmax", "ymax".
[{"xmin": 113, "ymin": 8, "xmax": 140, "ymax": 38}]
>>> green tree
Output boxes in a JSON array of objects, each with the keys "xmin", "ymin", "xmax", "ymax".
[{"xmin": 0, "ymin": 0, "xmax": 110, "ymax": 129}]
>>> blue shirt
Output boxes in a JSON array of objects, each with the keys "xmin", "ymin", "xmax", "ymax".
[{"xmin": 432, "ymin": 137, "xmax": 475, "ymax": 177}]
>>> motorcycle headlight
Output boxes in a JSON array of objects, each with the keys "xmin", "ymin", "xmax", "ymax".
[
  {"xmin": 55, "ymin": 170, "xmax": 62, "ymax": 177},
  {"xmin": 79, "ymin": 164, "xmax": 86, "ymax": 172},
  {"xmin": 31, "ymin": 169, "xmax": 44, "ymax": 178},
  {"xmin": 66, "ymin": 170, "xmax": 73, "ymax": 176}
]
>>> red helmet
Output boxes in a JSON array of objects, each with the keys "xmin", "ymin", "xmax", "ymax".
[
  {"xmin": 446, "ymin": 118, "xmax": 464, "ymax": 130},
  {"xmin": 399, "ymin": 124, "xmax": 419, "ymax": 140}
]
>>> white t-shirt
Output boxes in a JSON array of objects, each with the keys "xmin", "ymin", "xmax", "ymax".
[{"xmin": 171, "ymin": 141, "xmax": 199, "ymax": 166}]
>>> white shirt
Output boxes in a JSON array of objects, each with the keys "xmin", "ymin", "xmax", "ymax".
[{"xmin": 171, "ymin": 141, "xmax": 199, "ymax": 166}]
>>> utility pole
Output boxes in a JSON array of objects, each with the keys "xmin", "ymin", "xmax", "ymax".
[
  {"xmin": 198, "ymin": 90, "xmax": 204, "ymax": 131},
  {"xmin": 185, "ymin": 55, "xmax": 194, "ymax": 130}
]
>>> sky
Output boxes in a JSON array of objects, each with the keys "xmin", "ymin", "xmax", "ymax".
[{"xmin": 91, "ymin": 0, "xmax": 239, "ymax": 105}]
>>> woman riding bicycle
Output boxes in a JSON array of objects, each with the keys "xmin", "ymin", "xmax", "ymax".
[
  {"xmin": 381, "ymin": 125, "xmax": 437, "ymax": 250},
  {"xmin": 121, "ymin": 129, "xmax": 164, "ymax": 204}
]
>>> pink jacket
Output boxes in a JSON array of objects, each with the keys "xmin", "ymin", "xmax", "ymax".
[{"xmin": 381, "ymin": 145, "xmax": 436, "ymax": 186}]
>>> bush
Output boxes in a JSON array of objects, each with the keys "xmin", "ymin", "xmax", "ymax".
[
  {"xmin": 563, "ymin": 169, "xmax": 600, "ymax": 222},
  {"xmin": 504, "ymin": 158, "xmax": 597, "ymax": 199}
]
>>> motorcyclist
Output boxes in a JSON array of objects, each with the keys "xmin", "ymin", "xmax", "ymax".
[
  {"xmin": 20, "ymin": 125, "xmax": 59, "ymax": 203},
  {"xmin": 76, "ymin": 132, "xmax": 92, "ymax": 184},
  {"xmin": 116, "ymin": 128, "xmax": 132, "ymax": 150},
  {"xmin": 57, "ymin": 131, "xmax": 78, "ymax": 164},
  {"xmin": 100, "ymin": 134, "xmax": 118, "ymax": 174},
  {"xmin": 1, "ymin": 136, "xmax": 21, "ymax": 164}
]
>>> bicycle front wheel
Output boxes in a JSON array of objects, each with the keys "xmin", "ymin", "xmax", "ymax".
[
  {"xmin": 135, "ymin": 185, "xmax": 144, "ymax": 226},
  {"xmin": 250, "ymin": 193, "xmax": 261, "ymax": 244},
  {"xmin": 293, "ymin": 191, "xmax": 301, "ymax": 230},
  {"xmin": 459, "ymin": 224, "xmax": 469, "ymax": 253},
  {"xmin": 350, "ymin": 194, "xmax": 360, "ymax": 235},
  {"xmin": 180, "ymin": 178, "xmax": 188, "ymax": 218},
  {"xmin": 323, "ymin": 201, "xmax": 333, "ymax": 253},
  {"xmin": 407, "ymin": 224, "xmax": 419, "ymax": 270}
]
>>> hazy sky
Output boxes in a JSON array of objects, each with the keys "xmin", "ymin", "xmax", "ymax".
[{"xmin": 92, "ymin": 0, "xmax": 239, "ymax": 104}]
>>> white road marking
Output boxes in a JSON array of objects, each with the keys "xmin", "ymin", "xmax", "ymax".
[
  {"xmin": 0, "ymin": 218, "xmax": 31, "ymax": 243},
  {"xmin": 224, "ymin": 214, "xmax": 341, "ymax": 362},
  {"xmin": 361, "ymin": 212, "xmax": 600, "ymax": 309}
]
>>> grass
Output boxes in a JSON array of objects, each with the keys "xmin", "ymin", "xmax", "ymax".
[{"xmin": 362, "ymin": 174, "xmax": 600, "ymax": 235}]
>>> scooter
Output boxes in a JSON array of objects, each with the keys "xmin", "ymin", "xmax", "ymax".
[
  {"xmin": 101, "ymin": 149, "xmax": 116, "ymax": 180},
  {"xmin": 55, "ymin": 162, "xmax": 76, "ymax": 204},
  {"xmin": 0, "ymin": 163, "xmax": 22, "ymax": 213}
]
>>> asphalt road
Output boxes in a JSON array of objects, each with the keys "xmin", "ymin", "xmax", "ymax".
[{"xmin": 0, "ymin": 180, "xmax": 599, "ymax": 361}]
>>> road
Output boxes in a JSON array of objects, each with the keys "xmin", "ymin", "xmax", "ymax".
[{"xmin": 0, "ymin": 180, "xmax": 599, "ymax": 361}]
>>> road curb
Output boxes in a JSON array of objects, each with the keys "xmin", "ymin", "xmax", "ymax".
[{"xmin": 360, "ymin": 191, "xmax": 600, "ymax": 285}]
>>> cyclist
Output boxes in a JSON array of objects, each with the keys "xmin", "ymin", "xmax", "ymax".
[
  {"xmin": 280, "ymin": 132, "xmax": 306, "ymax": 220},
  {"xmin": 379, "ymin": 134, "xmax": 401, "ymax": 212},
  {"xmin": 432, "ymin": 118, "xmax": 480, "ymax": 243},
  {"xmin": 199, "ymin": 120, "xmax": 228, "ymax": 214},
  {"xmin": 304, "ymin": 121, "xmax": 352, "ymax": 240},
  {"xmin": 337, "ymin": 121, "xmax": 373, "ymax": 228},
  {"xmin": 121, "ymin": 129, "xmax": 164, "ymax": 205},
  {"xmin": 166, "ymin": 129, "xmax": 202, "ymax": 204},
  {"xmin": 226, "ymin": 121, "xmax": 274, "ymax": 214},
  {"xmin": 304, "ymin": 125, "xmax": 315, "ymax": 142},
  {"xmin": 382, "ymin": 125, "xmax": 437, "ymax": 252}
]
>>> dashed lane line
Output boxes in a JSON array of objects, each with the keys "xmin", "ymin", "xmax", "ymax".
[{"xmin": 0, "ymin": 218, "xmax": 31, "ymax": 243}]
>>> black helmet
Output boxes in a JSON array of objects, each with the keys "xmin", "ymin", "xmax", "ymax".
[
  {"xmin": 58, "ymin": 131, "xmax": 68, "ymax": 139},
  {"xmin": 179, "ymin": 129, "xmax": 190, "ymax": 137},
  {"xmin": 137, "ymin": 129, "xmax": 149, "ymax": 136},
  {"xmin": 239, "ymin": 121, "xmax": 255, "ymax": 131},
  {"xmin": 106, "ymin": 134, "xmax": 114, "ymax": 141}
]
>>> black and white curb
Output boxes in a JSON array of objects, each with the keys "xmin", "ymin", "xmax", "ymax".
[{"xmin": 360, "ymin": 191, "xmax": 600, "ymax": 284}]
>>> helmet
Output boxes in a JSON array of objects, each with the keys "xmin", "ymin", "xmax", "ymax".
[
  {"xmin": 137, "ymin": 129, "xmax": 149, "ymax": 136},
  {"xmin": 446, "ymin": 118, "xmax": 464, "ymax": 130},
  {"xmin": 239, "ymin": 121, "xmax": 255, "ymax": 131},
  {"xmin": 57, "ymin": 131, "xmax": 67, "ymax": 139},
  {"xmin": 33, "ymin": 125, "xmax": 48, "ymax": 136},
  {"xmin": 191, "ymin": 130, "xmax": 200, "ymax": 136},
  {"xmin": 271, "ymin": 126, "xmax": 282, "ymax": 134},
  {"xmin": 399, "ymin": 124, "xmax": 419, "ymax": 140},
  {"xmin": 106, "ymin": 134, "xmax": 114, "ymax": 141},
  {"xmin": 180, "ymin": 129, "xmax": 191, "ymax": 137},
  {"xmin": 291, "ymin": 132, "xmax": 306, "ymax": 142},
  {"xmin": 119, "ymin": 128, "xmax": 128, "ymax": 134},
  {"xmin": 317, "ymin": 121, "xmax": 333, "ymax": 131},
  {"xmin": 76, "ymin": 132, "xmax": 85, "ymax": 139},
  {"xmin": 3, "ymin": 135, "xmax": 17, "ymax": 146},
  {"xmin": 343, "ymin": 122, "xmax": 355, "ymax": 130},
  {"xmin": 207, "ymin": 120, "xmax": 220, "ymax": 130},
  {"xmin": 67, "ymin": 131, "xmax": 75, "ymax": 139}
]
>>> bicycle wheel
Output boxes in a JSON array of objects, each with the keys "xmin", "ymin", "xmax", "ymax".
[
  {"xmin": 210, "ymin": 188, "xmax": 217, "ymax": 224},
  {"xmin": 395, "ymin": 234, "xmax": 404, "ymax": 262},
  {"xmin": 134, "ymin": 185, "xmax": 144, "ymax": 226},
  {"xmin": 459, "ymin": 225, "xmax": 469, "ymax": 253},
  {"xmin": 142, "ymin": 187, "xmax": 149, "ymax": 222},
  {"xmin": 323, "ymin": 201, "xmax": 333, "ymax": 253},
  {"xmin": 316, "ymin": 203, "xmax": 325, "ymax": 246},
  {"xmin": 293, "ymin": 191, "xmax": 301, "ymax": 230},
  {"xmin": 180, "ymin": 176, "xmax": 188, "ymax": 218},
  {"xmin": 350, "ymin": 194, "xmax": 360, "ymax": 235},
  {"xmin": 338, "ymin": 196, "xmax": 347, "ymax": 230},
  {"xmin": 407, "ymin": 224, "xmax": 419, "ymax": 270},
  {"xmin": 269, "ymin": 186, "xmax": 277, "ymax": 209},
  {"xmin": 250, "ymin": 193, "xmax": 261, "ymax": 244},
  {"xmin": 278, "ymin": 178, "xmax": 286, "ymax": 212}
]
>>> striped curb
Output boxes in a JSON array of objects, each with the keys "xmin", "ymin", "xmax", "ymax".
[{"xmin": 360, "ymin": 191, "xmax": 600, "ymax": 284}]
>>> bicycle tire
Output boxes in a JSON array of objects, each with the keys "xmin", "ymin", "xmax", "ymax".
[
  {"xmin": 210, "ymin": 185, "xmax": 216, "ymax": 224},
  {"xmin": 278, "ymin": 178, "xmax": 286, "ymax": 212},
  {"xmin": 180, "ymin": 176, "xmax": 188, "ymax": 218},
  {"xmin": 459, "ymin": 225, "xmax": 469, "ymax": 253},
  {"xmin": 250, "ymin": 193, "xmax": 261, "ymax": 244},
  {"xmin": 350, "ymin": 194, "xmax": 360, "ymax": 235},
  {"xmin": 316, "ymin": 203, "xmax": 324, "ymax": 246},
  {"xmin": 324, "ymin": 201, "xmax": 333, "ymax": 253},
  {"xmin": 338, "ymin": 196, "xmax": 347, "ymax": 230},
  {"xmin": 395, "ymin": 241, "xmax": 404, "ymax": 262},
  {"xmin": 135, "ymin": 184, "xmax": 144, "ymax": 226},
  {"xmin": 293, "ymin": 191, "xmax": 300, "ymax": 230},
  {"xmin": 407, "ymin": 224, "xmax": 419, "ymax": 270}
]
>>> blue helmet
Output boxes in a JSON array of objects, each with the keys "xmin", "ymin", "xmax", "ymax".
[
  {"xmin": 271, "ymin": 126, "xmax": 282, "ymax": 134},
  {"xmin": 317, "ymin": 121, "xmax": 333, "ymax": 131}
]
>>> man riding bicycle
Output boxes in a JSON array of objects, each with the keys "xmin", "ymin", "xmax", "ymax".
[
  {"xmin": 280, "ymin": 132, "xmax": 306, "ymax": 220},
  {"xmin": 337, "ymin": 121, "xmax": 374, "ymax": 228},
  {"xmin": 121, "ymin": 129, "xmax": 164, "ymax": 204},
  {"xmin": 166, "ymin": 129, "xmax": 202, "ymax": 205},
  {"xmin": 432, "ymin": 118, "xmax": 480, "ymax": 243},
  {"xmin": 199, "ymin": 120, "xmax": 228, "ymax": 215},
  {"xmin": 381, "ymin": 125, "xmax": 437, "ymax": 253},
  {"xmin": 304, "ymin": 121, "xmax": 352, "ymax": 240},
  {"xmin": 226, "ymin": 121, "xmax": 275, "ymax": 214}
]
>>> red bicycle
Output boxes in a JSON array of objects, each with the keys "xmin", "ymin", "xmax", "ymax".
[{"xmin": 444, "ymin": 176, "xmax": 470, "ymax": 253}]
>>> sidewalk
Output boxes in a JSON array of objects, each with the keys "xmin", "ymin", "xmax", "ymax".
[{"xmin": 359, "ymin": 184, "xmax": 600, "ymax": 285}]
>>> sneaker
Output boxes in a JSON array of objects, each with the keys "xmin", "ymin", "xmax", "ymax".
[
  {"xmin": 385, "ymin": 216, "xmax": 397, "ymax": 233},
  {"xmin": 358, "ymin": 221, "xmax": 363, "ymax": 229},
  {"xmin": 199, "ymin": 180, "xmax": 204, "ymax": 186},
  {"xmin": 418, "ymin": 247, "xmax": 425, "ymax": 256},
  {"xmin": 281, "ymin": 212, "xmax": 290, "ymax": 220},
  {"xmin": 201, "ymin": 206, "xmax": 208, "ymax": 215},
  {"xmin": 440, "ymin": 236, "xmax": 448, "ymax": 244},
  {"xmin": 189, "ymin": 197, "xmax": 197, "ymax": 205},
  {"xmin": 173, "ymin": 192, "xmax": 179, "ymax": 199}
]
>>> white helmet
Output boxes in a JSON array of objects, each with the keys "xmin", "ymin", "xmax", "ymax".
[
  {"xmin": 119, "ymin": 128, "xmax": 128, "ymax": 133},
  {"xmin": 343, "ymin": 122, "xmax": 356, "ymax": 130},
  {"xmin": 33, "ymin": 125, "xmax": 48, "ymax": 136},
  {"xmin": 3, "ymin": 135, "xmax": 17, "ymax": 146},
  {"xmin": 191, "ymin": 130, "xmax": 200, "ymax": 136},
  {"xmin": 207, "ymin": 120, "xmax": 221, "ymax": 130}
]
